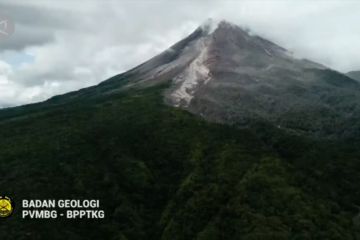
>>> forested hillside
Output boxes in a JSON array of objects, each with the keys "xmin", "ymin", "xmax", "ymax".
[{"xmin": 0, "ymin": 84, "xmax": 359, "ymax": 239}]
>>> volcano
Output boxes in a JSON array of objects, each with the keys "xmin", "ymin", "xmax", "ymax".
[
  {"xmin": 56, "ymin": 19, "xmax": 360, "ymax": 138},
  {"xmin": 1, "ymin": 20, "xmax": 360, "ymax": 239}
]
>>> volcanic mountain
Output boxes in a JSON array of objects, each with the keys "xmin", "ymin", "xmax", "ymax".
[
  {"xmin": 55, "ymin": 19, "xmax": 360, "ymax": 138},
  {"xmin": 1, "ymin": 20, "xmax": 360, "ymax": 239}
]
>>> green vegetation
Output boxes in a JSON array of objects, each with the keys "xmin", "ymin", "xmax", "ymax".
[{"xmin": 0, "ymin": 84, "xmax": 359, "ymax": 239}]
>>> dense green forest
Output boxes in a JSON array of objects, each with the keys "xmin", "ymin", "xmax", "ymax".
[{"xmin": 0, "ymin": 85, "xmax": 359, "ymax": 239}]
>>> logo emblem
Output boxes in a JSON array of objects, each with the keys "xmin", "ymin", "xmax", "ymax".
[{"xmin": 0, "ymin": 196, "xmax": 13, "ymax": 218}]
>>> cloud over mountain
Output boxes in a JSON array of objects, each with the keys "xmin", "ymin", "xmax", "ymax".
[{"xmin": 0, "ymin": 0, "xmax": 359, "ymax": 107}]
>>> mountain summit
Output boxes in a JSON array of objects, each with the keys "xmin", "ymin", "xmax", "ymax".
[
  {"xmin": 115, "ymin": 19, "xmax": 359, "ymax": 137},
  {"xmin": 128, "ymin": 19, "xmax": 326, "ymax": 100}
]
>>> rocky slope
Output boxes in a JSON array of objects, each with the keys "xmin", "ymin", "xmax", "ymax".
[{"xmin": 122, "ymin": 20, "xmax": 360, "ymax": 138}]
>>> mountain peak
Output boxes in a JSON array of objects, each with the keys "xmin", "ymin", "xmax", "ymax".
[
  {"xmin": 127, "ymin": 19, "xmax": 327, "ymax": 109},
  {"xmin": 200, "ymin": 18, "xmax": 239, "ymax": 35},
  {"xmin": 44, "ymin": 19, "xmax": 359, "ymax": 137}
]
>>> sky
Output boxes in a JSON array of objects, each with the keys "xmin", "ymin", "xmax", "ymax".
[{"xmin": 0, "ymin": 0, "xmax": 359, "ymax": 107}]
